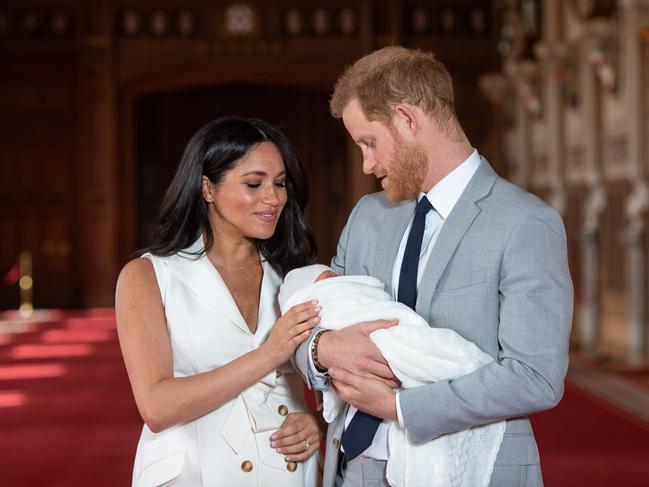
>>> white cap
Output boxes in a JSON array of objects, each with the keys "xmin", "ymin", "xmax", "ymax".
[{"xmin": 278, "ymin": 264, "xmax": 334, "ymax": 313}]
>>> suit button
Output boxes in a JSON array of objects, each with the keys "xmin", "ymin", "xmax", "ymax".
[
  {"xmin": 332, "ymin": 438, "xmax": 340, "ymax": 449},
  {"xmin": 278, "ymin": 404, "xmax": 289, "ymax": 416},
  {"xmin": 241, "ymin": 460, "xmax": 253, "ymax": 472},
  {"xmin": 286, "ymin": 461, "xmax": 297, "ymax": 472}
]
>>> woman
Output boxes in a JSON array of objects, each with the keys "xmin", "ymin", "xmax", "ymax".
[{"xmin": 116, "ymin": 116, "xmax": 323, "ymax": 487}]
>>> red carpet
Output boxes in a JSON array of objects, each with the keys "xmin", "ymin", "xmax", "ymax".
[
  {"xmin": 1, "ymin": 310, "xmax": 648, "ymax": 486},
  {"xmin": 532, "ymin": 383, "xmax": 649, "ymax": 487},
  {"xmin": 0, "ymin": 309, "xmax": 141, "ymax": 487}
]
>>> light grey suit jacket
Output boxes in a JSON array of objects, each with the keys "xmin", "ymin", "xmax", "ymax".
[{"xmin": 294, "ymin": 158, "xmax": 573, "ymax": 487}]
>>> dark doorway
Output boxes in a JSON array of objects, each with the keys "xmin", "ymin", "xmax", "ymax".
[{"xmin": 135, "ymin": 84, "xmax": 349, "ymax": 263}]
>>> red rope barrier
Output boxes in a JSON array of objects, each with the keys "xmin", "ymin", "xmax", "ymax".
[{"xmin": 2, "ymin": 262, "xmax": 20, "ymax": 286}]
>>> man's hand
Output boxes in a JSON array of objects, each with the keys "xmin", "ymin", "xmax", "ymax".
[
  {"xmin": 329, "ymin": 368, "xmax": 398, "ymax": 421},
  {"xmin": 318, "ymin": 320, "xmax": 400, "ymax": 388}
]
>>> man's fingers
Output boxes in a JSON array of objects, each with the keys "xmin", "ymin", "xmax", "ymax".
[
  {"xmin": 332, "ymin": 379, "xmax": 357, "ymax": 405},
  {"xmin": 380, "ymin": 377, "xmax": 401, "ymax": 389},
  {"xmin": 359, "ymin": 319, "xmax": 399, "ymax": 334},
  {"xmin": 329, "ymin": 367, "xmax": 352, "ymax": 384},
  {"xmin": 363, "ymin": 361, "xmax": 398, "ymax": 382}
]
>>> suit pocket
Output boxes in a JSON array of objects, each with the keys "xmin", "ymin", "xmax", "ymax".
[
  {"xmin": 494, "ymin": 434, "xmax": 540, "ymax": 466},
  {"xmin": 134, "ymin": 451, "xmax": 185, "ymax": 487},
  {"xmin": 436, "ymin": 267, "xmax": 488, "ymax": 292}
]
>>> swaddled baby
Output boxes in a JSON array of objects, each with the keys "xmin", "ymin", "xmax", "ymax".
[{"xmin": 279, "ymin": 264, "xmax": 506, "ymax": 487}]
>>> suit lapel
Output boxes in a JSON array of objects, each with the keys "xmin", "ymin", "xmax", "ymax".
[
  {"xmin": 374, "ymin": 200, "xmax": 414, "ymax": 297},
  {"xmin": 165, "ymin": 239, "xmax": 251, "ymax": 334},
  {"xmin": 416, "ymin": 158, "xmax": 497, "ymax": 316}
]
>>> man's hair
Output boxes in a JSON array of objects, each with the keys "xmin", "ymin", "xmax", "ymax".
[{"xmin": 330, "ymin": 46, "xmax": 458, "ymax": 131}]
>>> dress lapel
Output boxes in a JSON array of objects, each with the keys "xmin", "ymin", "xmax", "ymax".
[
  {"xmin": 253, "ymin": 260, "xmax": 282, "ymax": 346},
  {"xmin": 415, "ymin": 158, "xmax": 497, "ymax": 316},
  {"xmin": 164, "ymin": 238, "xmax": 251, "ymax": 334}
]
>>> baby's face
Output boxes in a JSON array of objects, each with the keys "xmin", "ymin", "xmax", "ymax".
[{"xmin": 315, "ymin": 270, "xmax": 338, "ymax": 282}]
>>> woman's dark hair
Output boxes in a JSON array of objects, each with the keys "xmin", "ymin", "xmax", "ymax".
[{"xmin": 145, "ymin": 116, "xmax": 316, "ymax": 276}]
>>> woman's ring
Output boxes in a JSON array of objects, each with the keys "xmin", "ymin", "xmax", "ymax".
[{"xmin": 304, "ymin": 441, "xmax": 310, "ymax": 450}]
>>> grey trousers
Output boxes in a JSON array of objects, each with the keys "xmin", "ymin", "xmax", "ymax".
[
  {"xmin": 333, "ymin": 454, "xmax": 543, "ymax": 487},
  {"xmin": 335, "ymin": 456, "xmax": 389, "ymax": 487}
]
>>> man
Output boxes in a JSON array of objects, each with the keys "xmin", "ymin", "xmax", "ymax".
[{"xmin": 291, "ymin": 46, "xmax": 573, "ymax": 487}]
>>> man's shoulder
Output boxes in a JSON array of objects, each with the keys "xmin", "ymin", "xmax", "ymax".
[{"xmin": 489, "ymin": 176, "xmax": 564, "ymax": 227}]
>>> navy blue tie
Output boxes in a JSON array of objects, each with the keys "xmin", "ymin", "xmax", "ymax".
[
  {"xmin": 341, "ymin": 196, "xmax": 433, "ymax": 461},
  {"xmin": 398, "ymin": 196, "xmax": 433, "ymax": 308}
]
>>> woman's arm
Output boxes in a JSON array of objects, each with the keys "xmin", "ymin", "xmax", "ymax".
[{"xmin": 116, "ymin": 258, "xmax": 319, "ymax": 433}]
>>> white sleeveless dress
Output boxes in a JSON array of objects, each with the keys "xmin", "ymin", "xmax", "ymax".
[{"xmin": 132, "ymin": 239, "xmax": 320, "ymax": 487}]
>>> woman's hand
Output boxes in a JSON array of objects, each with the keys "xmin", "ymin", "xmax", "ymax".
[
  {"xmin": 270, "ymin": 412, "xmax": 324, "ymax": 462},
  {"xmin": 262, "ymin": 301, "xmax": 320, "ymax": 367}
]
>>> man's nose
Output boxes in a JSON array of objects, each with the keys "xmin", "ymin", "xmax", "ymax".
[{"xmin": 362, "ymin": 156, "xmax": 377, "ymax": 175}]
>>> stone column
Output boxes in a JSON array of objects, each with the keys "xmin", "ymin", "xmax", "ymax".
[
  {"xmin": 505, "ymin": 61, "xmax": 541, "ymax": 189},
  {"xmin": 534, "ymin": 0, "xmax": 568, "ymax": 216},
  {"xmin": 620, "ymin": 0, "xmax": 649, "ymax": 366},
  {"xmin": 577, "ymin": 21, "xmax": 614, "ymax": 355},
  {"xmin": 77, "ymin": 1, "xmax": 119, "ymax": 306}
]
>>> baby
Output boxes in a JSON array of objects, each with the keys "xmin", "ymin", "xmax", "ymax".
[{"xmin": 279, "ymin": 264, "xmax": 506, "ymax": 487}]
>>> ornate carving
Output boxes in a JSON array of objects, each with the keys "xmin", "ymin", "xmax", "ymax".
[
  {"xmin": 220, "ymin": 3, "xmax": 258, "ymax": 37},
  {"xmin": 498, "ymin": 1, "xmax": 541, "ymax": 60},
  {"xmin": 120, "ymin": 9, "xmax": 142, "ymax": 37},
  {"xmin": 118, "ymin": 8, "xmax": 197, "ymax": 38},
  {"xmin": 505, "ymin": 60, "xmax": 543, "ymax": 117},
  {"xmin": 582, "ymin": 20, "xmax": 620, "ymax": 92},
  {"xmin": 624, "ymin": 182, "xmax": 649, "ymax": 237},
  {"xmin": 478, "ymin": 73, "xmax": 511, "ymax": 108},
  {"xmin": 618, "ymin": 0, "xmax": 649, "ymax": 23},
  {"xmin": 569, "ymin": 0, "xmax": 617, "ymax": 20},
  {"xmin": 284, "ymin": 8, "xmax": 305, "ymax": 36},
  {"xmin": 149, "ymin": 10, "xmax": 170, "ymax": 37},
  {"xmin": 338, "ymin": 8, "xmax": 356, "ymax": 36}
]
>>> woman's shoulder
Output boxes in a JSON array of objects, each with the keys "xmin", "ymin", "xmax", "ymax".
[{"xmin": 117, "ymin": 256, "xmax": 159, "ymax": 292}]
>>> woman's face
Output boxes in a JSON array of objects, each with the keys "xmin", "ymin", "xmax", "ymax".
[{"xmin": 203, "ymin": 141, "xmax": 288, "ymax": 241}]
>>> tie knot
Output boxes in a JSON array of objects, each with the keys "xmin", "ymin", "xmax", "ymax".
[{"xmin": 415, "ymin": 196, "xmax": 433, "ymax": 215}]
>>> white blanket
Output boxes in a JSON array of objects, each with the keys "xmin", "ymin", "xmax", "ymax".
[{"xmin": 282, "ymin": 275, "xmax": 505, "ymax": 487}]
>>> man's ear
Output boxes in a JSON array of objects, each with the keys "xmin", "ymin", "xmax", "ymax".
[
  {"xmin": 392, "ymin": 104, "xmax": 420, "ymax": 140},
  {"xmin": 202, "ymin": 176, "xmax": 214, "ymax": 203}
]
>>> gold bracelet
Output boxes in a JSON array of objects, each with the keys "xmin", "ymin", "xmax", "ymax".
[{"xmin": 311, "ymin": 329, "xmax": 331, "ymax": 373}]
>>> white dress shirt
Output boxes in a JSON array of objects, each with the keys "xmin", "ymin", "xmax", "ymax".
[{"xmin": 312, "ymin": 149, "xmax": 482, "ymax": 460}]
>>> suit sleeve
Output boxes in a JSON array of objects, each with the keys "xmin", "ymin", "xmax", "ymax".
[
  {"xmin": 291, "ymin": 197, "xmax": 365, "ymax": 387},
  {"xmin": 399, "ymin": 208, "xmax": 573, "ymax": 444}
]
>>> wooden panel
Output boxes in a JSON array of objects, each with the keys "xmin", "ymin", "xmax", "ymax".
[{"xmin": 0, "ymin": 52, "xmax": 77, "ymax": 309}]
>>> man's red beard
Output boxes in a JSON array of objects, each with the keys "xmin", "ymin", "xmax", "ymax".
[{"xmin": 380, "ymin": 132, "xmax": 428, "ymax": 202}]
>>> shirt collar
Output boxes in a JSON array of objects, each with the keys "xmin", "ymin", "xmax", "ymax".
[{"xmin": 419, "ymin": 149, "xmax": 481, "ymax": 219}]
